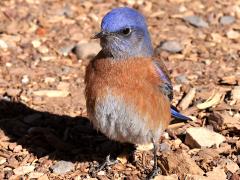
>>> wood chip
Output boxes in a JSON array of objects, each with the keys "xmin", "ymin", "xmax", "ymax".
[
  {"xmin": 179, "ymin": 87, "xmax": 196, "ymax": 110},
  {"xmin": 197, "ymin": 92, "xmax": 223, "ymax": 109}
]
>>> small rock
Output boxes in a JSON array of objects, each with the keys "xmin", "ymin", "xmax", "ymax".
[
  {"xmin": 159, "ymin": 142, "xmax": 171, "ymax": 152},
  {"xmin": 136, "ymin": 143, "xmax": 154, "ymax": 151},
  {"xmin": 28, "ymin": 172, "xmax": 44, "ymax": 179},
  {"xmin": 232, "ymin": 86, "xmax": 240, "ymax": 100},
  {"xmin": 0, "ymin": 157, "xmax": 6, "ymax": 165},
  {"xmin": 154, "ymin": 174, "xmax": 178, "ymax": 180},
  {"xmin": 226, "ymin": 30, "xmax": 240, "ymax": 39},
  {"xmin": 58, "ymin": 45, "xmax": 75, "ymax": 56},
  {"xmin": 33, "ymin": 90, "xmax": 70, "ymax": 97},
  {"xmin": 176, "ymin": 75, "xmax": 189, "ymax": 84},
  {"xmin": 72, "ymin": 42, "xmax": 101, "ymax": 59},
  {"xmin": 161, "ymin": 150, "xmax": 204, "ymax": 176},
  {"xmin": 38, "ymin": 174, "xmax": 49, "ymax": 180},
  {"xmin": 183, "ymin": 15, "xmax": 209, "ymax": 28},
  {"xmin": 159, "ymin": 40, "xmax": 183, "ymax": 53},
  {"xmin": 185, "ymin": 174, "xmax": 207, "ymax": 180},
  {"xmin": 219, "ymin": 16, "xmax": 235, "ymax": 25},
  {"xmin": 5, "ymin": 62, "xmax": 12, "ymax": 67},
  {"xmin": 31, "ymin": 39, "xmax": 41, "ymax": 48},
  {"xmin": 117, "ymin": 155, "xmax": 127, "ymax": 164},
  {"xmin": 220, "ymin": 159, "xmax": 239, "ymax": 173},
  {"xmin": 185, "ymin": 127, "xmax": 225, "ymax": 148},
  {"xmin": 13, "ymin": 145, "xmax": 22, "ymax": 153},
  {"xmin": 44, "ymin": 77, "xmax": 55, "ymax": 84},
  {"xmin": 38, "ymin": 46, "xmax": 49, "ymax": 54},
  {"xmin": 13, "ymin": 165, "xmax": 35, "ymax": 175},
  {"xmin": 197, "ymin": 148, "xmax": 220, "ymax": 163},
  {"xmin": 206, "ymin": 166, "xmax": 226, "ymax": 180},
  {"xmin": 21, "ymin": 75, "xmax": 29, "ymax": 84},
  {"xmin": 172, "ymin": 138, "xmax": 182, "ymax": 149},
  {"xmin": 97, "ymin": 171, "xmax": 105, "ymax": 176},
  {"xmin": 57, "ymin": 82, "xmax": 70, "ymax": 91},
  {"xmin": 6, "ymin": 88, "xmax": 21, "ymax": 97},
  {"xmin": 50, "ymin": 160, "xmax": 74, "ymax": 175},
  {"xmin": 0, "ymin": 39, "xmax": 8, "ymax": 49},
  {"xmin": 236, "ymin": 141, "xmax": 240, "ymax": 151}
]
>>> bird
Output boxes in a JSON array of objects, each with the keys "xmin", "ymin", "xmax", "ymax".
[{"xmin": 85, "ymin": 7, "xmax": 190, "ymax": 179}]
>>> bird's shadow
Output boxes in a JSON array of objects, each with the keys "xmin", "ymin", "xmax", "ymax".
[{"xmin": 0, "ymin": 99, "xmax": 130, "ymax": 164}]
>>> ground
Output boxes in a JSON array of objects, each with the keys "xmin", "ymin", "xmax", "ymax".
[{"xmin": 0, "ymin": 0, "xmax": 240, "ymax": 179}]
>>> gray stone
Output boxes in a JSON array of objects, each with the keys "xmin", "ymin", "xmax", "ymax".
[
  {"xmin": 183, "ymin": 15, "xmax": 209, "ymax": 28},
  {"xmin": 219, "ymin": 16, "xmax": 235, "ymax": 25},
  {"xmin": 160, "ymin": 40, "xmax": 183, "ymax": 53},
  {"xmin": 176, "ymin": 75, "xmax": 189, "ymax": 84},
  {"xmin": 50, "ymin": 160, "xmax": 74, "ymax": 175},
  {"xmin": 58, "ymin": 44, "xmax": 75, "ymax": 56},
  {"xmin": 159, "ymin": 142, "xmax": 171, "ymax": 152},
  {"xmin": 73, "ymin": 42, "xmax": 101, "ymax": 59}
]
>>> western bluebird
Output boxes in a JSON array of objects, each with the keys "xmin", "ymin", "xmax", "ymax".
[{"xmin": 85, "ymin": 7, "xmax": 190, "ymax": 178}]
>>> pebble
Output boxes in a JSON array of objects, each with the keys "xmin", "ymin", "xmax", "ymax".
[
  {"xmin": 72, "ymin": 42, "xmax": 101, "ymax": 59},
  {"xmin": 50, "ymin": 160, "xmax": 74, "ymax": 175},
  {"xmin": 13, "ymin": 165, "xmax": 35, "ymax": 175},
  {"xmin": 57, "ymin": 82, "xmax": 70, "ymax": 91},
  {"xmin": 21, "ymin": 75, "xmax": 30, "ymax": 84},
  {"xmin": 38, "ymin": 174, "xmax": 49, "ymax": 180},
  {"xmin": 38, "ymin": 46, "xmax": 49, "ymax": 54},
  {"xmin": 13, "ymin": 145, "xmax": 22, "ymax": 153},
  {"xmin": 44, "ymin": 77, "xmax": 55, "ymax": 84},
  {"xmin": 33, "ymin": 90, "xmax": 70, "ymax": 97},
  {"xmin": 31, "ymin": 39, "xmax": 41, "ymax": 48},
  {"xmin": 224, "ymin": 159, "xmax": 239, "ymax": 173},
  {"xmin": 154, "ymin": 174, "xmax": 178, "ymax": 180},
  {"xmin": 6, "ymin": 88, "xmax": 21, "ymax": 97},
  {"xmin": 0, "ymin": 157, "xmax": 6, "ymax": 165},
  {"xmin": 226, "ymin": 30, "xmax": 240, "ymax": 39},
  {"xmin": 58, "ymin": 44, "xmax": 75, "ymax": 56},
  {"xmin": 231, "ymin": 86, "xmax": 240, "ymax": 100},
  {"xmin": 28, "ymin": 172, "xmax": 44, "ymax": 179},
  {"xmin": 219, "ymin": 16, "xmax": 235, "ymax": 25},
  {"xmin": 206, "ymin": 166, "xmax": 226, "ymax": 180},
  {"xmin": 185, "ymin": 127, "xmax": 225, "ymax": 148},
  {"xmin": 159, "ymin": 40, "xmax": 183, "ymax": 53},
  {"xmin": 176, "ymin": 75, "xmax": 189, "ymax": 84},
  {"xmin": 159, "ymin": 142, "xmax": 171, "ymax": 152},
  {"xmin": 0, "ymin": 39, "xmax": 8, "ymax": 49},
  {"xmin": 183, "ymin": 15, "xmax": 209, "ymax": 28}
]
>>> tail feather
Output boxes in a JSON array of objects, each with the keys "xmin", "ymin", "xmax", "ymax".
[{"xmin": 170, "ymin": 106, "xmax": 191, "ymax": 121}]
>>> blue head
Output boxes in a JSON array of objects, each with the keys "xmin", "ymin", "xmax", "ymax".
[{"xmin": 94, "ymin": 7, "xmax": 153, "ymax": 59}]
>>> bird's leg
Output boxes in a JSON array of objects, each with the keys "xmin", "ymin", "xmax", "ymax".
[
  {"xmin": 147, "ymin": 139, "xmax": 161, "ymax": 179},
  {"xmin": 97, "ymin": 154, "xmax": 119, "ymax": 171}
]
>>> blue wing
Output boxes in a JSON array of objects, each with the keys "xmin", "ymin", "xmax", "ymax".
[
  {"xmin": 170, "ymin": 105, "xmax": 191, "ymax": 121},
  {"xmin": 153, "ymin": 60, "xmax": 191, "ymax": 121}
]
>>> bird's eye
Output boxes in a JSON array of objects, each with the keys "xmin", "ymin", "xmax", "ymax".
[{"xmin": 121, "ymin": 28, "xmax": 131, "ymax": 36}]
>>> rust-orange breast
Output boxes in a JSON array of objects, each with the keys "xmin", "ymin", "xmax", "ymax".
[{"xmin": 85, "ymin": 57, "xmax": 171, "ymax": 131}]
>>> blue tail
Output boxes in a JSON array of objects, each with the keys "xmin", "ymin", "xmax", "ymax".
[{"xmin": 171, "ymin": 106, "xmax": 191, "ymax": 121}]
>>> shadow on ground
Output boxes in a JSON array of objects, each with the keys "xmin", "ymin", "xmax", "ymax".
[{"xmin": 0, "ymin": 99, "xmax": 133, "ymax": 163}]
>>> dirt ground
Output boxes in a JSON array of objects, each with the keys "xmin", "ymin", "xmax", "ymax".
[{"xmin": 0, "ymin": 0, "xmax": 240, "ymax": 179}]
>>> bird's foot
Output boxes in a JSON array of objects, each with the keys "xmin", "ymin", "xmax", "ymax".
[
  {"xmin": 146, "ymin": 167, "xmax": 161, "ymax": 180},
  {"xmin": 97, "ymin": 154, "xmax": 119, "ymax": 171},
  {"xmin": 90, "ymin": 154, "xmax": 119, "ymax": 177}
]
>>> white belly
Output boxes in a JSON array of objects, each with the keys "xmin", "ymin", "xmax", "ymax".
[{"xmin": 89, "ymin": 93, "xmax": 163, "ymax": 144}]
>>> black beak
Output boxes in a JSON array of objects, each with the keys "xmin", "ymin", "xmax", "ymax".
[
  {"xmin": 92, "ymin": 31, "xmax": 113, "ymax": 39},
  {"xmin": 92, "ymin": 31, "xmax": 106, "ymax": 39}
]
